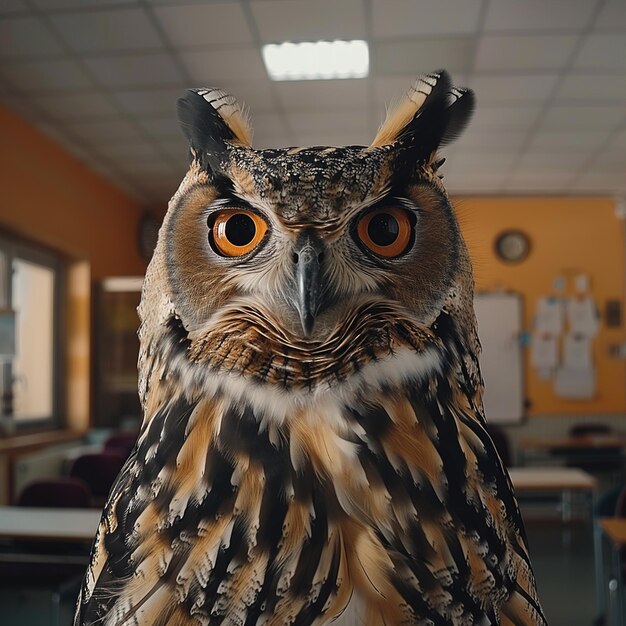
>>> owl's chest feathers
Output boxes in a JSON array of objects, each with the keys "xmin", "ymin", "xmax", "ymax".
[{"xmin": 123, "ymin": 355, "xmax": 499, "ymax": 625}]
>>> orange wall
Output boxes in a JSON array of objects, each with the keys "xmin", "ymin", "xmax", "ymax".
[
  {"xmin": 456, "ymin": 196, "xmax": 626, "ymax": 415},
  {"xmin": 0, "ymin": 104, "xmax": 145, "ymax": 278},
  {"xmin": 0, "ymin": 104, "xmax": 147, "ymax": 431}
]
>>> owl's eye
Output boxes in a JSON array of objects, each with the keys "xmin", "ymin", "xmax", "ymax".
[
  {"xmin": 209, "ymin": 209, "xmax": 268, "ymax": 257},
  {"xmin": 357, "ymin": 207, "xmax": 413, "ymax": 258}
]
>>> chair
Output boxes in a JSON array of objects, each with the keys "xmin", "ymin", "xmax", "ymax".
[
  {"xmin": 2, "ymin": 479, "xmax": 93, "ymax": 625},
  {"xmin": 69, "ymin": 451, "xmax": 126, "ymax": 504},
  {"xmin": 564, "ymin": 423, "xmax": 623, "ymax": 475},
  {"xmin": 103, "ymin": 431, "xmax": 138, "ymax": 460},
  {"xmin": 18, "ymin": 477, "xmax": 92, "ymax": 509}
]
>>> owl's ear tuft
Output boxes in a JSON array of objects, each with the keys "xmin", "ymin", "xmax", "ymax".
[
  {"xmin": 370, "ymin": 71, "xmax": 475, "ymax": 160},
  {"xmin": 177, "ymin": 88, "xmax": 252, "ymax": 162}
]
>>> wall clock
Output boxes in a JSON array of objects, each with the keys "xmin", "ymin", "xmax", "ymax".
[{"xmin": 494, "ymin": 230, "xmax": 531, "ymax": 263}]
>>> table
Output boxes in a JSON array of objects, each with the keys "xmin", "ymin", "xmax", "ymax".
[
  {"xmin": 508, "ymin": 466, "xmax": 597, "ymax": 522},
  {"xmin": 508, "ymin": 468, "xmax": 603, "ymax": 618},
  {"xmin": 0, "ymin": 506, "xmax": 100, "ymax": 543},
  {"xmin": 599, "ymin": 518, "xmax": 626, "ymax": 626}
]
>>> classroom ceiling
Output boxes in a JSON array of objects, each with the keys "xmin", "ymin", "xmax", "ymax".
[{"xmin": 1, "ymin": 0, "xmax": 625, "ymax": 208}]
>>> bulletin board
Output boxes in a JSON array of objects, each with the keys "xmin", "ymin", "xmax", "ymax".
[{"xmin": 474, "ymin": 292, "xmax": 524, "ymax": 424}]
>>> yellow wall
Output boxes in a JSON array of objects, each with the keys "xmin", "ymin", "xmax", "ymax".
[{"xmin": 456, "ymin": 196, "xmax": 626, "ymax": 416}]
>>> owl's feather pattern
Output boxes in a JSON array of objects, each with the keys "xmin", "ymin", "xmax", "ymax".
[{"xmin": 75, "ymin": 71, "xmax": 546, "ymax": 625}]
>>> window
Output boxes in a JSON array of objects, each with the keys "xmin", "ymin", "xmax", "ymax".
[{"xmin": 0, "ymin": 236, "xmax": 63, "ymax": 426}]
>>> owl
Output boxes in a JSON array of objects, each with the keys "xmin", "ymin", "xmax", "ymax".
[{"xmin": 75, "ymin": 71, "xmax": 546, "ymax": 626}]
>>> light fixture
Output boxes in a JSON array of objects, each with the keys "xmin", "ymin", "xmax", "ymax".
[{"xmin": 262, "ymin": 40, "xmax": 369, "ymax": 81}]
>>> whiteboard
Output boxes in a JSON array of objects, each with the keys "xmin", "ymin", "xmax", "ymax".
[{"xmin": 474, "ymin": 293, "xmax": 524, "ymax": 424}]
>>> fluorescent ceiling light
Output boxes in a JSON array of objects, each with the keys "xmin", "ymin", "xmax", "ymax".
[{"xmin": 262, "ymin": 40, "xmax": 369, "ymax": 81}]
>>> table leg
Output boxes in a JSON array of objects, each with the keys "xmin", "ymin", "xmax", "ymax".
[
  {"xmin": 561, "ymin": 489, "xmax": 572, "ymax": 523},
  {"xmin": 593, "ymin": 502, "xmax": 606, "ymax": 621},
  {"xmin": 611, "ymin": 544, "xmax": 624, "ymax": 626}
]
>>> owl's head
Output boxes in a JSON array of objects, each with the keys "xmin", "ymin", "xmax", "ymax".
[{"xmin": 140, "ymin": 71, "xmax": 476, "ymax": 399}]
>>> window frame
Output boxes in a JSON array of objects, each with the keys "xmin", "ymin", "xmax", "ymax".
[{"xmin": 0, "ymin": 234, "xmax": 65, "ymax": 429}]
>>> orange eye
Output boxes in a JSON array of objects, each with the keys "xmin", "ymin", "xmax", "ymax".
[
  {"xmin": 209, "ymin": 209, "xmax": 268, "ymax": 257},
  {"xmin": 357, "ymin": 207, "xmax": 413, "ymax": 258}
]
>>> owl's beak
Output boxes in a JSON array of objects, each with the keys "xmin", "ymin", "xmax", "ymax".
[{"xmin": 292, "ymin": 234, "xmax": 324, "ymax": 337}]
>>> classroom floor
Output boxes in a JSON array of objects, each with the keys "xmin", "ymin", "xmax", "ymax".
[{"xmin": 0, "ymin": 518, "xmax": 610, "ymax": 626}]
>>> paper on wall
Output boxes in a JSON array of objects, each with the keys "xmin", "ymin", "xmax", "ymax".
[
  {"xmin": 534, "ymin": 297, "xmax": 564, "ymax": 335},
  {"xmin": 563, "ymin": 333, "xmax": 593, "ymax": 369},
  {"xmin": 566, "ymin": 296, "xmax": 599, "ymax": 336},
  {"xmin": 554, "ymin": 366, "xmax": 596, "ymax": 399},
  {"xmin": 531, "ymin": 334, "xmax": 559, "ymax": 370}
]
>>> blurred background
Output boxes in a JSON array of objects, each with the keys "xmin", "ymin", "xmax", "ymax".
[{"xmin": 0, "ymin": 1, "xmax": 625, "ymax": 624}]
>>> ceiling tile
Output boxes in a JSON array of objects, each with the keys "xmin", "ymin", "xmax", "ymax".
[
  {"xmin": 484, "ymin": 0, "xmax": 597, "ymax": 32},
  {"xmin": 574, "ymin": 34, "xmax": 626, "ymax": 70},
  {"xmin": 158, "ymin": 137, "xmax": 189, "ymax": 161},
  {"xmin": 286, "ymin": 109, "xmax": 369, "ymax": 135},
  {"xmin": 446, "ymin": 173, "xmax": 508, "ymax": 194},
  {"xmin": 154, "ymin": 2, "xmax": 253, "ymax": 47},
  {"xmin": 120, "ymin": 160, "xmax": 176, "ymax": 177},
  {"xmin": 449, "ymin": 152, "xmax": 517, "ymax": 175},
  {"xmin": 180, "ymin": 48, "xmax": 267, "ymax": 83},
  {"xmin": 588, "ymin": 148, "xmax": 626, "ymax": 173},
  {"xmin": 247, "ymin": 129, "xmax": 292, "ymax": 149},
  {"xmin": 526, "ymin": 129, "xmax": 611, "ymax": 152},
  {"xmin": 248, "ymin": 112, "xmax": 287, "ymax": 137},
  {"xmin": 570, "ymin": 171, "xmax": 626, "ymax": 192},
  {"xmin": 251, "ymin": 0, "xmax": 365, "ymax": 43},
  {"xmin": 49, "ymin": 8, "xmax": 162, "ymax": 53},
  {"xmin": 372, "ymin": 38, "xmax": 472, "ymax": 76},
  {"xmin": 292, "ymin": 130, "xmax": 369, "ymax": 147},
  {"xmin": 467, "ymin": 74, "xmax": 558, "ymax": 102},
  {"xmin": 515, "ymin": 150, "xmax": 591, "ymax": 172},
  {"xmin": 0, "ymin": 16, "xmax": 64, "ymax": 58},
  {"xmin": 112, "ymin": 87, "xmax": 181, "ymax": 115},
  {"xmin": 32, "ymin": 0, "xmax": 136, "ymax": 8},
  {"xmin": 0, "ymin": 59, "xmax": 93, "ymax": 93},
  {"xmin": 541, "ymin": 104, "xmax": 626, "ymax": 129},
  {"xmin": 0, "ymin": 94, "xmax": 40, "ymax": 117},
  {"xmin": 84, "ymin": 53, "xmax": 182, "ymax": 88},
  {"xmin": 32, "ymin": 92, "xmax": 119, "ymax": 120},
  {"xmin": 456, "ymin": 128, "xmax": 528, "ymax": 152},
  {"xmin": 136, "ymin": 114, "xmax": 180, "ymax": 139},
  {"xmin": 505, "ymin": 170, "xmax": 575, "ymax": 192},
  {"xmin": 65, "ymin": 118, "xmax": 145, "ymax": 144},
  {"xmin": 97, "ymin": 141, "xmax": 164, "ymax": 161},
  {"xmin": 608, "ymin": 128, "xmax": 626, "ymax": 150},
  {"xmin": 220, "ymin": 80, "xmax": 276, "ymax": 113},
  {"xmin": 470, "ymin": 105, "xmax": 542, "ymax": 129},
  {"xmin": 275, "ymin": 79, "xmax": 368, "ymax": 112},
  {"xmin": 555, "ymin": 73, "xmax": 626, "ymax": 101},
  {"xmin": 371, "ymin": 0, "xmax": 482, "ymax": 38},
  {"xmin": 474, "ymin": 35, "xmax": 578, "ymax": 72},
  {"xmin": 0, "ymin": 0, "xmax": 29, "ymax": 14},
  {"xmin": 594, "ymin": 1, "xmax": 626, "ymax": 30}
]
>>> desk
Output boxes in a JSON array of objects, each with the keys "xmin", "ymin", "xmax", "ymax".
[
  {"xmin": 509, "ymin": 468, "xmax": 603, "ymax": 618},
  {"xmin": 0, "ymin": 506, "xmax": 100, "ymax": 543},
  {"xmin": 599, "ymin": 518, "xmax": 626, "ymax": 626},
  {"xmin": 520, "ymin": 436, "xmax": 626, "ymax": 468},
  {"xmin": 521, "ymin": 436, "xmax": 626, "ymax": 451},
  {"xmin": 508, "ymin": 466, "xmax": 597, "ymax": 488}
]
